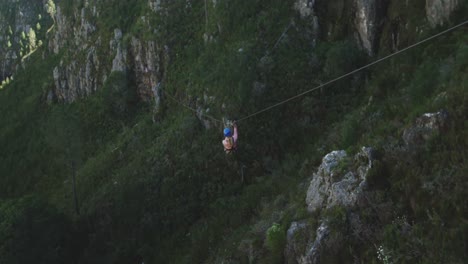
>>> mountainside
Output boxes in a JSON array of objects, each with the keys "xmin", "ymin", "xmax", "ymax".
[{"xmin": 0, "ymin": 0, "xmax": 467, "ymax": 263}]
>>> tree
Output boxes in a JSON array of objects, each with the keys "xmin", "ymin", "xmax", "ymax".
[
  {"xmin": 28, "ymin": 28, "xmax": 37, "ymax": 50},
  {"xmin": 36, "ymin": 22, "xmax": 41, "ymax": 31},
  {"xmin": 45, "ymin": 0, "xmax": 57, "ymax": 32},
  {"xmin": 7, "ymin": 41, "xmax": 11, "ymax": 48},
  {"xmin": 46, "ymin": 0, "xmax": 56, "ymax": 18}
]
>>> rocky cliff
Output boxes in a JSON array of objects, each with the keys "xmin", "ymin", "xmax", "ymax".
[{"xmin": 1, "ymin": 0, "xmax": 462, "ymax": 108}]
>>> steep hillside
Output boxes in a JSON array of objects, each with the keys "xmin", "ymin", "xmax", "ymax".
[{"xmin": 0, "ymin": 0, "xmax": 467, "ymax": 263}]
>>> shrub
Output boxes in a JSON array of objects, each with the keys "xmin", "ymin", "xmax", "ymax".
[
  {"xmin": 264, "ymin": 223, "xmax": 286, "ymax": 263},
  {"xmin": 407, "ymin": 60, "xmax": 439, "ymax": 104},
  {"xmin": 323, "ymin": 41, "xmax": 366, "ymax": 93}
]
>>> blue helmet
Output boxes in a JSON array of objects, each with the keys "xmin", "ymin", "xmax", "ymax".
[{"xmin": 223, "ymin": 127, "xmax": 232, "ymax": 137}]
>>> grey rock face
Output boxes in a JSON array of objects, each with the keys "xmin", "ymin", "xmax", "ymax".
[
  {"xmin": 306, "ymin": 148, "xmax": 373, "ymax": 213},
  {"xmin": 403, "ymin": 110, "xmax": 449, "ymax": 146},
  {"xmin": 48, "ymin": 1, "xmax": 170, "ymax": 104},
  {"xmin": 48, "ymin": 2, "xmax": 104, "ymax": 103},
  {"xmin": 301, "ymin": 223, "xmax": 330, "ymax": 264},
  {"xmin": 285, "ymin": 221, "xmax": 310, "ymax": 264},
  {"xmin": 52, "ymin": 48, "xmax": 99, "ymax": 103},
  {"xmin": 49, "ymin": 6, "xmax": 69, "ymax": 54},
  {"xmin": 111, "ymin": 29, "xmax": 127, "ymax": 73},
  {"xmin": 285, "ymin": 221, "xmax": 330, "ymax": 264},
  {"xmin": 295, "ymin": 148, "xmax": 377, "ymax": 263},
  {"xmin": 306, "ymin": 150, "xmax": 347, "ymax": 212},
  {"xmin": 354, "ymin": 0, "xmax": 388, "ymax": 55},
  {"xmin": 426, "ymin": 0, "xmax": 459, "ymax": 27},
  {"xmin": 129, "ymin": 37, "xmax": 168, "ymax": 104},
  {"xmin": 49, "ymin": 5, "xmax": 97, "ymax": 54}
]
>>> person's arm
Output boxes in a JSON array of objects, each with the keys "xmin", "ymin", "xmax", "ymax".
[{"xmin": 232, "ymin": 124, "xmax": 238, "ymax": 142}]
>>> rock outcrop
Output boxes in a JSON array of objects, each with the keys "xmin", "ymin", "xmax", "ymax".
[
  {"xmin": 426, "ymin": 0, "xmax": 460, "ymax": 27},
  {"xmin": 48, "ymin": 2, "xmax": 104, "ymax": 103},
  {"xmin": 285, "ymin": 221, "xmax": 330, "ymax": 264},
  {"xmin": 110, "ymin": 29, "xmax": 127, "ymax": 73},
  {"xmin": 354, "ymin": 0, "xmax": 388, "ymax": 55},
  {"xmin": 286, "ymin": 147, "xmax": 377, "ymax": 263},
  {"xmin": 52, "ymin": 48, "xmax": 100, "ymax": 103},
  {"xmin": 129, "ymin": 37, "xmax": 168, "ymax": 103},
  {"xmin": 49, "ymin": 5, "xmax": 97, "ymax": 54},
  {"xmin": 402, "ymin": 110, "xmax": 449, "ymax": 147},
  {"xmin": 48, "ymin": 1, "xmax": 170, "ymax": 104},
  {"xmin": 305, "ymin": 147, "xmax": 373, "ymax": 213}
]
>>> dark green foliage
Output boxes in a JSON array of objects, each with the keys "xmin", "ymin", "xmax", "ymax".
[
  {"xmin": 407, "ymin": 60, "xmax": 439, "ymax": 104},
  {"xmin": 265, "ymin": 223, "xmax": 286, "ymax": 263},
  {"xmin": 102, "ymin": 72, "xmax": 138, "ymax": 120},
  {"xmin": 0, "ymin": 196, "xmax": 75, "ymax": 264},
  {"xmin": 324, "ymin": 41, "xmax": 366, "ymax": 77},
  {"xmin": 97, "ymin": 0, "xmax": 146, "ymax": 32}
]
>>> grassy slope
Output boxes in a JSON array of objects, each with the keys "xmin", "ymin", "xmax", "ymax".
[{"xmin": 0, "ymin": 0, "xmax": 467, "ymax": 263}]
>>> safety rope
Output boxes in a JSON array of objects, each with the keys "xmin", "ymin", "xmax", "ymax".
[{"xmin": 237, "ymin": 20, "xmax": 468, "ymax": 122}]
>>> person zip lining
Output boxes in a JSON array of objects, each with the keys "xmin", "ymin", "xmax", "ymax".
[
  {"xmin": 222, "ymin": 120, "xmax": 238, "ymax": 154},
  {"xmin": 222, "ymin": 119, "xmax": 246, "ymax": 182}
]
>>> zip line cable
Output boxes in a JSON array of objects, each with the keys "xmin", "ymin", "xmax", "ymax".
[
  {"xmin": 162, "ymin": 20, "xmax": 468, "ymax": 124},
  {"xmin": 237, "ymin": 19, "xmax": 468, "ymax": 122},
  {"xmin": 163, "ymin": 89, "xmax": 223, "ymax": 123}
]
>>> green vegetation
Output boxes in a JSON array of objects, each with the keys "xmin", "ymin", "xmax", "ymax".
[{"xmin": 0, "ymin": 0, "xmax": 467, "ymax": 263}]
